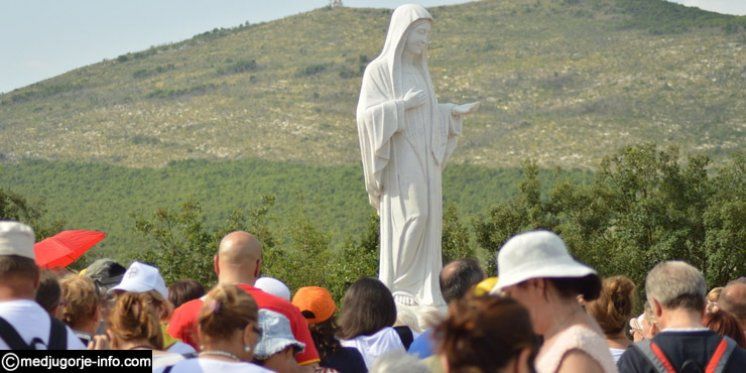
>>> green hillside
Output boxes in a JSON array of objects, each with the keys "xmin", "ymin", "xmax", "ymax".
[
  {"xmin": 0, "ymin": 158, "xmax": 589, "ymax": 261},
  {"xmin": 1, "ymin": 0, "xmax": 744, "ymax": 168}
]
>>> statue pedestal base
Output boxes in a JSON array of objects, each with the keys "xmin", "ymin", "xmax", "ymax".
[{"xmin": 394, "ymin": 302, "xmax": 447, "ymax": 333}]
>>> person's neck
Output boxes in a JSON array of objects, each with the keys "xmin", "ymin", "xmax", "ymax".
[
  {"xmin": 118, "ymin": 339, "xmax": 156, "ymax": 350},
  {"xmin": 0, "ymin": 286, "xmax": 35, "ymax": 302},
  {"xmin": 201, "ymin": 340, "xmax": 246, "ymax": 362},
  {"xmin": 218, "ymin": 274, "xmax": 255, "ymax": 287},
  {"xmin": 606, "ymin": 331, "xmax": 631, "ymax": 349},
  {"xmin": 76, "ymin": 319, "xmax": 99, "ymax": 336},
  {"xmin": 542, "ymin": 300, "xmax": 587, "ymax": 340},
  {"xmin": 658, "ymin": 308, "xmax": 704, "ymax": 330}
]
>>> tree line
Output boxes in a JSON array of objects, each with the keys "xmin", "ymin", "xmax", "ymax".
[{"xmin": 1, "ymin": 144, "xmax": 743, "ymax": 301}]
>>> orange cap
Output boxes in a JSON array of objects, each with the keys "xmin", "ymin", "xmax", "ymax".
[{"xmin": 292, "ymin": 286, "xmax": 336, "ymax": 325}]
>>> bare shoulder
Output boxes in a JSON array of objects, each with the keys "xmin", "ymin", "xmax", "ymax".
[{"xmin": 557, "ymin": 348, "xmax": 605, "ymax": 373}]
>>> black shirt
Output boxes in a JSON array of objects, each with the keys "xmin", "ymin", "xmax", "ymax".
[
  {"xmin": 618, "ymin": 330, "xmax": 746, "ymax": 373},
  {"xmin": 322, "ymin": 346, "xmax": 367, "ymax": 373}
]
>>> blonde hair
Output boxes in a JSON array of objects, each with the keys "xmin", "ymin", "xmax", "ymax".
[
  {"xmin": 707, "ymin": 287, "xmax": 723, "ymax": 302},
  {"xmin": 59, "ymin": 275, "xmax": 100, "ymax": 329},
  {"xmin": 198, "ymin": 284, "xmax": 258, "ymax": 341},
  {"xmin": 107, "ymin": 292, "xmax": 164, "ymax": 349},
  {"xmin": 586, "ymin": 275, "xmax": 636, "ymax": 336}
]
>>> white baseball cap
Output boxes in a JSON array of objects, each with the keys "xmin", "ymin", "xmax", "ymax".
[
  {"xmin": 0, "ymin": 221, "xmax": 35, "ymax": 260},
  {"xmin": 112, "ymin": 261, "xmax": 168, "ymax": 299},
  {"xmin": 492, "ymin": 230, "xmax": 596, "ymax": 292},
  {"xmin": 255, "ymin": 277, "xmax": 291, "ymax": 301}
]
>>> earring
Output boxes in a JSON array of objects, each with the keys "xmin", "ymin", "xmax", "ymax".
[{"xmin": 244, "ymin": 344, "xmax": 252, "ymax": 353}]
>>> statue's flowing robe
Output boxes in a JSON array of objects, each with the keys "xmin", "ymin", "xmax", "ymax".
[{"xmin": 356, "ymin": 5, "xmax": 462, "ymax": 308}]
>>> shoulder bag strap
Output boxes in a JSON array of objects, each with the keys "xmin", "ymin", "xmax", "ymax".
[
  {"xmin": 0, "ymin": 316, "xmax": 32, "ymax": 350},
  {"xmin": 705, "ymin": 336, "xmax": 738, "ymax": 373},
  {"xmin": 634, "ymin": 340, "xmax": 676, "ymax": 373}
]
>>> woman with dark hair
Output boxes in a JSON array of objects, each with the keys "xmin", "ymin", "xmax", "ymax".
[
  {"xmin": 493, "ymin": 231, "xmax": 617, "ymax": 373},
  {"xmin": 586, "ymin": 275, "xmax": 636, "ymax": 363},
  {"xmin": 704, "ymin": 310, "xmax": 746, "ymax": 348},
  {"xmin": 168, "ymin": 279, "xmax": 205, "ymax": 309},
  {"xmin": 292, "ymin": 286, "xmax": 366, "ymax": 372},
  {"xmin": 434, "ymin": 294, "xmax": 539, "ymax": 372},
  {"xmin": 338, "ymin": 278, "xmax": 403, "ymax": 369}
]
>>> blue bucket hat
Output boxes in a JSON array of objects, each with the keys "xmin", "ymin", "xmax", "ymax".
[{"xmin": 254, "ymin": 309, "xmax": 305, "ymax": 360}]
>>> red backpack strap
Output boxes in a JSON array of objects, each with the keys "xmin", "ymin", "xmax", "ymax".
[
  {"xmin": 705, "ymin": 337, "xmax": 737, "ymax": 373},
  {"xmin": 635, "ymin": 340, "xmax": 677, "ymax": 373}
]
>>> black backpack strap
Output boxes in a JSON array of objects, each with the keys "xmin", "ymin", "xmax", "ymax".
[
  {"xmin": 0, "ymin": 316, "xmax": 32, "ymax": 350},
  {"xmin": 47, "ymin": 316, "xmax": 68, "ymax": 350}
]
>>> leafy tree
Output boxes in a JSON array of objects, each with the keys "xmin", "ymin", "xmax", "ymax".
[
  {"xmin": 702, "ymin": 153, "xmax": 745, "ymax": 286},
  {"xmin": 0, "ymin": 187, "xmax": 62, "ymax": 239},
  {"xmin": 474, "ymin": 144, "xmax": 742, "ymax": 288},
  {"xmin": 442, "ymin": 203, "xmax": 475, "ymax": 264},
  {"xmin": 326, "ymin": 211, "xmax": 379, "ymax": 300},
  {"xmin": 134, "ymin": 200, "xmax": 218, "ymax": 285}
]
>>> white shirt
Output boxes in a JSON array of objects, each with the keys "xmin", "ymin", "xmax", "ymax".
[
  {"xmin": 167, "ymin": 341, "xmax": 196, "ymax": 355},
  {"xmin": 609, "ymin": 347, "xmax": 626, "ymax": 363},
  {"xmin": 0, "ymin": 299, "xmax": 86, "ymax": 350},
  {"xmin": 340, "ymin": 326, "xmax": 405, "ymax": 369},
  {"xmin": 153, "ymin": 358, "xmax": 272, "ymax": 373}
]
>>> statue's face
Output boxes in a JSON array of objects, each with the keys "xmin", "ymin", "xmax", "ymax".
[{"xmin": 404, "ymin": 21, "xmax": 431, "ymax": 56}]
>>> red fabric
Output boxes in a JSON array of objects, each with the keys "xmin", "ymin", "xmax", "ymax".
[
  {"xmin": 34, "ymin": 230, "xmax": 106, "ymax": 269},
  {"xmin": 167, "ymin": 283, "xmax": 320, "ymax": 365},
  {"xmin": 705, "ymin": 338, "xmax": 728, "ymax": 373}
]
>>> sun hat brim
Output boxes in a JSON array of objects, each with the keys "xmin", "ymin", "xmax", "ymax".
[
  {"xmin": 255, "ymin": 338, "xmax": 305, "ymax": 360},
  {"xmin": 492, "ymin": 260, "xmax": 596, "ymax": 293}
]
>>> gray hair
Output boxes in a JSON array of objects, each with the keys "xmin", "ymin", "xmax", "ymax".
[
  {"xmin": 370, "ymin": 351, "xmax": 429, "ymax": 373},
  {"xmin": 645, "ymin": 261, "xmax": 706, "ymax": 312}
]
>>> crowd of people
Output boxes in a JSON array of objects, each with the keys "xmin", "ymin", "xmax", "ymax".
[{"xmin": 0, "ymin": 221, "xmax": 744, "ymax": 372}]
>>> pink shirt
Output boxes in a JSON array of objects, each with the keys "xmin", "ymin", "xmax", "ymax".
[{"xmin": 536, "ymin": 324, "xmax": 618, "ymax": 373}]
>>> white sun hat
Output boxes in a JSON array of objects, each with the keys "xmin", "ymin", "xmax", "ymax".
[
  {"xmin": 111, "ymin": 261, "xmax": 169, "ymax": 299},
  {"xmin": 492, "ymin": 230, "xmax": 596, "ymax": 292},
  {"xmin": 0, "ymin": 221, "xmax": 35, "ymax": 260}
]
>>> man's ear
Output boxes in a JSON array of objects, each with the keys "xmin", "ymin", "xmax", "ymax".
[
  {"xmin": 213, "ymin": 255, "xmax": 220, "ymax": 276},
  {"xmin": 651, "ymin": 298, "xmax": 663, "ymax": 318},
  {"xmin": 516, "ymin": 346, "xmax": 532, "ymax": 373},
  {"xmin": 253, "ymin": 259, "xmax": 261, "ymax": 278}
]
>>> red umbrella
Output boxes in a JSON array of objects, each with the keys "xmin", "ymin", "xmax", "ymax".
[{"xmin": 34, "ymin": 230, "xmax": 106, "ymax": 269}]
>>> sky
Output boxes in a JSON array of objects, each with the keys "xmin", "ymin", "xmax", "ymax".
[{"xmin": 1, "ymin": 0, "xmax": 743, "ymax": 94}]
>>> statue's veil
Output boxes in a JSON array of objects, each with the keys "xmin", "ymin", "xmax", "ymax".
[{"xmin": 375, "ymin": 4, "xmax": 434, "ymax": 99}]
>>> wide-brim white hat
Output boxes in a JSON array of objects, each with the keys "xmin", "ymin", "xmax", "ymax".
[{"xmin": 492, "ymin": 230, "xmax": 596, "ymax": 292}]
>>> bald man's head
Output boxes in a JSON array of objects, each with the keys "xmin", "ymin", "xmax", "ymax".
[
  {"xmin": 439, "ymin": 259, "xmax": 485, "ymax": 304},
  {"xmin": 719, "ymin": 277, "xmax": 746, "ymax": 331},
  {"xmin": 214, "ymin": 231, "xmax": 262, "ymax": 284}
]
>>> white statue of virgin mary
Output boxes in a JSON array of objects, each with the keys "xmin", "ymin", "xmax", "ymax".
[{"xmin": 356, "ymin": 4, "xmax": 478, "ymax": 308}]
